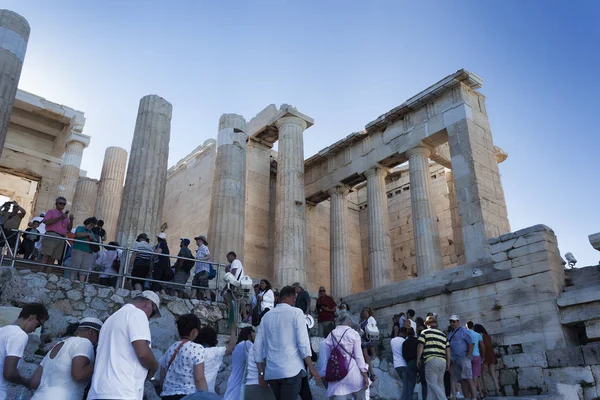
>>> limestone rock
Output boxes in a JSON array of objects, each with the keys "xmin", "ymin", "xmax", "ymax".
[
  {"xmin": 52, "ymin": 291, "xmax": 65, "ymax": 301},
  {"xmin": 149, "ymin": 310, "xmax": 179, "ymax": 354},
  {"xmin": 73, "ymin": 302, "xmax": 86, "ymax": 311},
  {"xmin": 116, "ymin": 288, "xmax": 130, "ymax": 298},
  {"xmin": 56, "ymin": 278, "xmax": 72, "ymax": 291},
  {"xmin": 167, "ymin": 299, "xmax": 191, "ymax": 317},
  {"xmin": 84, "ymin": 296, "xmax": 92, "ymax": 303},
  {"xmin": 83, "ymin": 284, "xmax": 97, "ymax": 297},
  {"xmin": 371, "ymin": 366, "xmax": 401, "ymax": 399},
  {"xmin": 193, "ymin": 302, "xmax": 225, "ymax": 324},
  {"xmin": 110, "ymin": 294, "xmax": 124, "ymax": 304},
  {"xmin": 502, "ymin": 351, "xmax": 547, "ymax": 368},
  {"xmin": 47, "ymin": 274, "xmax": 58, "ymax": 283},
  {"xmin": 43, "ymin": 309, "xmax": 69, "ymax": 339},
  {"xmin": 90, "ymin": 298, "xmax": 108, "ymax": 311},
  {"xmin": 1, "ymin": 274, "xmax": 50, "ymax": 306},
  {"xmin": 517, "ymin": 367, "xmax": 543, "ymax": 390},
  {"xmin": 83, "ymin": 309, "xmax": 101, "ymax": 319},
  {"xmin": 0, "ymin": 267, "xmax": 14, "ymax": 288},
  {"xmin": 66, "ymin": 290, "xmax": 82, "ymax": 301},
  {"xmin": 546, "ymin": 346, "xmax": 585, "ymax": 367},
  {"xmin": 23, "ymin": 273, "xmax": 47, "ymax": 287}
]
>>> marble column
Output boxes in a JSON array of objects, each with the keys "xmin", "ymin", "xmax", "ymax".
[
  {"xmin": 365, "ymin": 166, "xmax": 392, "ymax": 288},
  {"xmin": 207, "ymin": 114, "xmax": 247, "ymax": 263},
  {"xmin": 95, "ymin": 146, "xmax": 127, "ymax": 242},
  {"xmin": 57, "ymin": 134, "xmax": 89, "ymax": 207},
  {"xmin": 116, "ymin": 95, "xmax": 171, "ymax": 247},
  {"xmin": 0, "ymin": 10, "xmax": 29, "ymax": 158},
  {"xmin": 406, "ymin": 146, "xmax": 444, "ymax": 276},
  {"xmin": 72, "ymin": 177, "xmax": 98, "ymax": 228},
  {"xmin": 274, "ymin": 116, "xmax": 310, "ymax": 287},
  {"xmin": 328, "ymin": 185, "xmax": 351, "ymax": 299}
]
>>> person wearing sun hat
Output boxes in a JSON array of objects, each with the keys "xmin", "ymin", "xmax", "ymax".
[
  {"xmin": 30, "ymin": 317, "xmax": 103, "ymax": 400},
  {"xmin": 171, "ymin": 238, "xmax": 195, "ymax": 297},
  {"xmin": 88, "ymin": 291, "xmax": 160, "ymax": 400}
]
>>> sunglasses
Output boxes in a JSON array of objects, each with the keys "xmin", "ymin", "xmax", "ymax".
[
  {"xmin": 56, "ymin": 202, "xmax": 66, "ymax": 205},
  {"xmin": 319, "ymin": 290, "xmax": 325, "ymax": 292}
]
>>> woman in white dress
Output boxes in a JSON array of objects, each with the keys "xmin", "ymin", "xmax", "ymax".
[
  {"xmin": 223, "ymin": 327, "xmax": 255, "ymax": 400},
  {"xmin": 256, "ymin": 279, "xmax": 274, "ymax": 324},
  {"xmin": 30, "ymin": 317, "xmax": 103, "ymax": 400}
]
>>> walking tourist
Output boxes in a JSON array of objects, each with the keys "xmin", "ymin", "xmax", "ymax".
[
  {"xmin": 91, "ymin": 219, "xmax": 106, "ymax": 243},
  {"xmin": 319, "ymin": 310, "xmax": 369, "ymax": 399},
  {"xmin": 194, "ymin": 324, "xmax": 237, "ymax": 393},
  {"xmin": 391, "ymin": 327, "xmax": 408, "ymax": 400},
  {"xmin": 466, "ymin": 320, "xmax": 485, "ymax": 398},
  {"xmin": 390, "ymin": 314, "xmax": 401, "ymax": 338},
  {"xmin": 292, "ymin": 282, "xmax": 311, "ymax": 315},
  {"xmin": 172, "ymin": 238, "xmax": 194, "ymax": 297},
  {"xmin": 256, "ymin": 279, "xmax": 274, "ymax": 325},
  {"xmin": 401, "ymin": 327, "xmax": 419, "ymax": 400},
  {"xmin": 191, "ymin": 235, "xmax": 211, "ymax": 300},
  {"xmin": 253, "ymin": 285, "xmax": 321, "ymax": 400},
  {"xmin": 0, "ymin": 303, "xmax": 48, "ymax": 400},
  {"xmin": 0, "ymin": 201, "xmax": 26, "ymax": 252},
  {"xmin": 448, "ymin": 315, "xmax": 476, "ymax": 400},
  {"xmin": 159, "ymin": 314, "xmax": 207, "ymax": 399},
  {"xmin": 404, "ymin": 309, "xmax": 417, "ymax": 337},
  {"xmin": 416, "ymin": 316, "xmax": 450, "ymax": 400},
  {"xmin": 316, "ymin": 286, "xmax": 337, "ymax": 338},
  {"xmin": 70, "ymin": 217, "xmax": 98, "ymax": 282},
  {"xmin": 223, "ymin": 251, "xmax": 245, "ymax": 319},
  {"xmin": 96, "ymin": 241, "xmax": 120, "ymax": 287},
  {"xmin": 473, "ymin": 323, "xmax": 500, "ymax": 396},
  {"xmin": 20, "ymin": 219, "xmax": 41, "ymax": 259},
  {"xmin": 153, "ymin": 232, "xmax": 171, "ymax": 295},
  {"xmin": 30, "ymin": 317, "xmax": 102, "ymax": 400},
  {"xmin": 359, "ymin": 307, "xmax": 377, "ymax": 381},
  {"xmin": 41, "ymin": 197, "xmax": 73, "ymax": 267},
  {"xmin": 32, "ymin": 215, "xmax": 45, "ymax": 261},
  {"xmin": 88, "ymin": 291, "xmax": 161, "ymax": 400},
  {"xmin": 244, "ymin": 335, "xmax": 276, "ymax": 400},
  {"xmin": 129, "ymin": 233, "xmax": 155, "ymax": 291},
  {"xmin": 223, "ymin": 327, "xmax": 255, "ymax": 400}
]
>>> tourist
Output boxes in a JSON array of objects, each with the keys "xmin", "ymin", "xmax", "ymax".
[
  {"xmin": 359, "ymin": 307, "xmax": 377, "ymax": 381},
  {"xmin": 153, "ymin": 232, "xmax": 171, "ymax": 295},
  {"xmin": 0, "ymin": 201, "xmax": 26, "ymax": 252},
  {"xmin": 223, "ymin": 326, "xmax": 255, "ymax": 400},
  {"xmin": 273, "ymin": 288, "xmax": 280, "ymax": 306},
  {"xmin": 191, "ymin": 235, "xmax": 211, "ymax": 300},
  {"xmin": 129, "ymin": 233, "xmax": 155, "ymax": 291},
  {"xmin": 171, "ymin": 238, "xmax": 194, "ymax": 298},
  {"xmin": 390, "ymin": 314, "xmax": 401, "ymax": 338},
  {"xmin": 194, "ymin": 324, "xmax": 237, "ymax": 393},
  {"xmin": 91, "ymin": 219, "xmax": 106, "ymax": 243},
  {"xmin": 0, "ymin": 303, "xmax": 48, "ymax": 399},
  {"xmin": 318, "ymin": 310, "xmax": 369, "ymax": 399},
  {"xmin": 339, "ymin": 301, "xmax": 350, "ymax": 312},
  {"xmin": 465, "ymin": 320, "xmax": 485, "ymax": 398},
  {"xmin": 96, "ymin": 241, "xmax": 120, "ymax": 287},
  {"xmin": 415, "ymin": 316, "xmax": 426, "ymax": 336},
  {"xmin": 316, "ymin": 286, "xmax": 337, "ymax": 338},
  {"xmin": 404, "ymin": 309, "xmax": 417, "ymax": 337},
  {"xmin": 159, "ymin": 314, "xmax": 207, "ymax": 399},
  {"xmin": 473, "ymin": 323, "xmax": 500, "ymax": 396},
  {"xmin": 256, "ymin": 279, "xmax": 274, "ymax": 325},
  {"xmin": 401, "ymin": 327, "xmax": 419, "ymax": 400},
  {"xmin": 70, "ymin": 217, "xmax": 98, "ymax": 282},
  {"xmin": 448, "ymin": 315, "xmax": 476, "ymax": 400},
  {"xmin": 416, "ymin": 316, "xmax": 450, "ymax": 400},
  {"xmin": 244, "ymin": 333, "xmax": 276, "ymax": 400},
  {"xmin": 29, "ymin": 317, "xmax": 102, "ymax": 400},
  {"xmin": 41, "ymin": 196, "xmax": 73, "ymax": 267},
  {"xmin": 251, "ymin": 284, "xmax": 260, "ymax": 326},
  {"xmin": 253, "ymin": 285, "xmax": 321, "ymax": 400},
  {"xmin": 241, "ymin": 303, "xmax": 252, "ymax": 324},
  {"xmin": 391, "ymin": 326, "xmax": 408, "ymax": 400},
  {"xmin": 223, "ymin": 251, "xmax": 245, "ymax": 319},
  {"xmin": 88, "ymin": 291, "xmax": 161, "ymax": 400},
  {"xmin": 20, "ymin": 219, "xmax": 41, "ymax": 260},
  {"xmin": 292, "ymin": 282, "xmax": 311, "ymax": 315},
  {"xmin": 397, "ymin": 312, "xmax": 406, "ymax": 333}
]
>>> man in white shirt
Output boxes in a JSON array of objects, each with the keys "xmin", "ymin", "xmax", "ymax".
[
  {"xmin": 391, "ymin": 326, "xmax": 409, "ymax": 400},
  {"xmin": 405, "ymin": 309, "xmax": 417, "ymax": 337},
  {"xmin": 88, "ymin": 291, "xmax": 161, "ymax": 400},
  {"xmin": 253, "ymin": 286, "xmax": 321, "ymax": 400},
  {"xmin": 0, "ymin": 303, "xmax": 48, "ymax": 400}
]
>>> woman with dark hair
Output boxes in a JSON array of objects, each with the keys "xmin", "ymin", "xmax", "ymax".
[
  {"xmin": 257, "ymin": 279, "xmax": 274, "ymax": 325},
  {"xmin": 153, "ymin": 233, "xmax": 171, "ymax": 295},
  {"xmin": 194, "ymin": 324, "xmax": 237, "ymax": 393},
  {"xmin": 70, "ymin": 217, "xmax": 98, "ymax": 282},
  {"xmin": 223, "ymin": 327, "xmax": 256, "ymax": 400},
  {"xmin": 474, "ymin": 323, "xmax": 500, "ymax": 396},
  {"xmin": 339, "ymin": 301, "xmax": 350, "ymax": 312}
]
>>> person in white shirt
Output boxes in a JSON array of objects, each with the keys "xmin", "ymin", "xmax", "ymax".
[
  {"xmin": 404, "ymin": 309, "xmax": 417, "ymax": 337},
  {"xmin": 0, "ymin": 303, "xmax": 48, "ymax": 400},
  {"xmin": 244, "ymin": 333, "xmax": 276, "ymax": 400},
  {"xmin": 256, "ymin": 279, "xmax": 274, "ymax": 325},
  {"xmin": 223, "ymin": 251, "xmax": 245, "ymax": 321},
  {"xmin": 159, "ymin": 314, "xmax": 207, "ymax": 399},
  {"xmin": 223, "ymin": 327, "xmax": 255, "ymax": 400},
  {"xmin": 30, "ymin": 317, "xmax": 102, "ymax": 400},
  {"xmin": 391, "ymin": 327, "xmax": 409, "ymax": 400},
  {"xmin": 95, "ymin": 241, "xmax": 120, "ymax": 287},
  {"xmin": 253, "ymin": 285, "xmax": 321, "ymax": 400},
  {"xmin": 194, "ymin": 324, "xmax": 237, "ymax": 393},
  {"xmin": 87, "ymin": 291, "xmax": 161, "ymax": 400}
]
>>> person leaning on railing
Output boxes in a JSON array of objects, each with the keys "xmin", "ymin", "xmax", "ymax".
[
  {"xmin": 0, "ymin": 200, "xmax": 26, "ymax": 251},
  {"xmin": 128, "ymin": 233, "xmax": 156, "ymax": 292}
]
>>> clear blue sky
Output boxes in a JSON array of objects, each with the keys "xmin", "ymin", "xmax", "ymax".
[{"xmin": 5, "ymin": 0, "xmax": 599, "ymax": 266}]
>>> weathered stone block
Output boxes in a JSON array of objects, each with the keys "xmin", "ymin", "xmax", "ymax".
[
  {"xmin": 583, "ymin": 343, "xmax": 600, "ymax": 365},
  {"xmin": 491, "ymin": 252, "xmax": 508, "ymax": 263},
  {"xmin": 502, "ymin": 352, "xmax": 548, "ymax": 368},
  {"xmin": 542, "ymin": 366, "xmax": 593, "ymax": 391},
  {"xmin": 546, "ymin": 346, "xmax": 585, "ymax": 367},
  {"xmin": 490, "ymin": 238, "xmax": 517, "ymax": 254},
  {"xmin": 499, "ymin": 369, "xmax": 517, "ymax": 386},
  {"xmin": 517, "ymin": 367, "xmax": 543, "ymax": 390}
]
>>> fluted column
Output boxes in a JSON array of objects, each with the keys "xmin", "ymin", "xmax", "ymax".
[
  {"xmin": 365, "ymin": 166, "xmax": 392, "ymax": 288},
  {"xmin": 274, "ymin": 116, "xmax": 309, "ymax": 286},
  {"xmin": 95, "ymin": 146, "xmax": 127, "ymax": 242},
  {"xmin": 407, "ymin": 146, "xmax": 444, "ymax": 276},
  {"xmin": 207, "ymin": 114, "xmax": 247, "ymax": 263},
  {"xmin": 0, "ymin": 10, "xmax": 29, "ymax": 158},
  {"xmin": 57, "ymin": 134, "xmax": 89, "ymax": 207},
  {"xmin": 116, "ymin": 95, "xmax": 171, "ymax": 247},
  {"xmin": 72, "ymin": 178, "xmax": 99, "ymax": 228},
  {"xmin": 328, "ymin": 185, "xmax": 351, "ymax": 299}
]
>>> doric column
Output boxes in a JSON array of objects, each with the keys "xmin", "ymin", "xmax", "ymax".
[
  {"xmin": 57, "ymin": 133, "xmax": 90, "ymax": 206},
  {"xmin": 0, "ymin": 10, "xmax": 29, "ymax": 158},
  {"xmin": 365, "ymin": 166, "xmax": 393, "ymax": 288},
  {"xmin": 72, "ymin": 177, "xmax": 99, "ymax": 228},
  {"xmin": 328, "ymin": 185, "xmax": 351, "ymax": 299},
  {"xmin": 274, "ymin": 115, "xmax": 310, "ymax": 287},
  {"xmin": 116, "ymin": 95, "xmax": 171, "ymax": 247},
  {"xmin": 207, "ymin": 114, "xmax": 247, "ymax": 263},
  {"xmin": 95, "ymin": 146, "xmax": 127, "ymax": 242},
  {"xmin": 406, "ymin": 145, "xmax": 444, "ymax": 276}
]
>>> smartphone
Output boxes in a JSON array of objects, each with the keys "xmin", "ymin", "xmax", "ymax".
[{"xmin": 65, "ymin": 210, "xmax": 69, "ymax": 214}]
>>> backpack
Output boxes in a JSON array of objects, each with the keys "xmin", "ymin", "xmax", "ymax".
[
  {"xmin": 325, "ymin": 329, "xmax": 352, "ymax": 382},
  {"xmin": 208, "ymin": 264, "xmax": 217, "ymax": 280}
]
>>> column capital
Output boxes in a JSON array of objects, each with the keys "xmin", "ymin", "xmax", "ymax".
[
  {"xmin": 274, "ymin": 115, "xmax": 308, "ymax": 131},
  {"xmin": 406, "ymin": 144, "xmax": 433, "ymax": 158},
  {"xmin": 65, "ymin": 131, "xmax": 91, "ymax": 148},
  {"xmin": 327, "ymin": 184, "xmax": 351, "ymax": 197},
  {"xmin": 364, "ymin": 164, "xmax": 391, "ymax": 178}
]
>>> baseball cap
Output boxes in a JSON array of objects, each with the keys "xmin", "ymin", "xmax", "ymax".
[
  {"xmin": 139, "ymin": 290, "xmax": 162, "ymax": 317},
  {"xmin": 449, "ymin": 314, "xmax": 460, "ymax": 321},
  {"xmin": 180, "ymin": 238, "xmax": 190, "ymax": 246},
  {"xmin": 292, "ymin": 282, "xmax": 301, "ymax": 288},
  {"xmin": 79, "ymin": 317, "xmax": 103, "ymax": 331},
  {"xmin": 157, "ymin": 232, "xmax": 167, "ymax": 240}
]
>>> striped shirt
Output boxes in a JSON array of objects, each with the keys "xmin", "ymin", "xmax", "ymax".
[
  {"xmin": 132, "ymin": 241, "xmax": 154, "ymax": 260},
  {"xmin": 418, "ymin": 328, "xmax": 449, "ymax": 362}
]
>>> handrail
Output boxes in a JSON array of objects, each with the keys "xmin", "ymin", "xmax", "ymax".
[{"xmin": 1, "ymin": 229, "xmax": 226, "ymax": 301}]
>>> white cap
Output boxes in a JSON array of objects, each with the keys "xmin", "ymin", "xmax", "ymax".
[
  {"xmin": 79, "ymin": 317, "xmax": 103, "ymax": 331},
  {"xmin": 139, "ymin": 290, "xmax": 161, "ymax": 317},
  {"xmin": 157, "ymin": 232, "xmax": 167, "ymax": 240},
  {"xmin": 449, "ymin": 314, "xmax": 460, "ymax": 321}
]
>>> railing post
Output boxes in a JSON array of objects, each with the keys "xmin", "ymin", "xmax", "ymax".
[
  {"xmin": 120, "ymin": 247, "xmax": 130, "ymax": 289},
  {"xmin": 9, "ymin": 230, "xmax": 18, "ymax": 270}
]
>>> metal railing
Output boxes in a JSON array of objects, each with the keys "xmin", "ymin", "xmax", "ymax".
[{"xmin": 0, "ymin": 228, "xmax": 226, "ymax": 300}]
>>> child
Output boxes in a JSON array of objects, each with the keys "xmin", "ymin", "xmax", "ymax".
[{"xmin": 95, "ymin": 241, "xmax": 120, "ymax": 287}]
